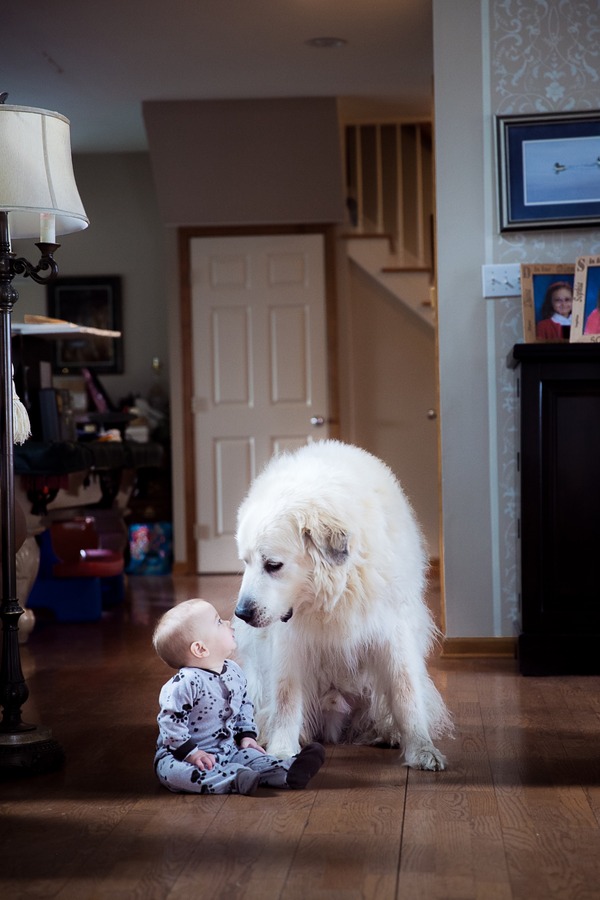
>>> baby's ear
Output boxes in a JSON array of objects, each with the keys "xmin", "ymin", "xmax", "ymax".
[{"xmin": 190, "ymin": 640, "xmax": 209, "ymax": 659}]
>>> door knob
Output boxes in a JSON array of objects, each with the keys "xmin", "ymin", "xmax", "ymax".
[
  {"xmin": 310, "ymin": 416, "xmax": 325, "ymax": 426},
  {"xmin": 427, "ymin": 409, "xmax": 437, "ymax": 420}
]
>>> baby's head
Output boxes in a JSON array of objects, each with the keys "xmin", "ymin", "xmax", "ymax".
[{"xmin": 152, "ymin": 598, "xmax": 236, "ymax": 670}]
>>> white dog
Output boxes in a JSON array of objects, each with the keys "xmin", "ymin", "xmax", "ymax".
[{"xmin": 234, "ymin": 440, "xmax": 452, "ymax": 770}]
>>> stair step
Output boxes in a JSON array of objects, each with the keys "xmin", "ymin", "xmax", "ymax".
[{"xmin": 381, "ymin": 266, "xmax": 430, "ymax": 273}]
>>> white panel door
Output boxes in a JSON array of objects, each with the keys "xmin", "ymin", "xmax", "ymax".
[{"xmin": 191, "ymin": 233, "xmax": 329, "ymax": 572}]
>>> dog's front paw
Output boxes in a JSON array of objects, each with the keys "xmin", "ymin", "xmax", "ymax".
[
  {"xmin": 267, "ymin": 734, "xmax": 301, "ymax": 759},
  {"xmin": 268, "ymin": 744, "xmax": 300, "ymax": 760},
  {"xmin": 405, "ymin": 744, "xmax": 446, "ymax": 771}
]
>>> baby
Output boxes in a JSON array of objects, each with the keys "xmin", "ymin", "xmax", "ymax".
[{"xmin": 153, "ymin": 598, "xmax": 325, "ymax": 794}]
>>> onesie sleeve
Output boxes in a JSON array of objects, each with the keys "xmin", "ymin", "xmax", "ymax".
[
  {"xmin": 156, "ymin": 670, "xmax": 200, "ymax": 760},
  {"xmin": 235, "ymin": 687, "xmax": 259, "ymax": 738}
]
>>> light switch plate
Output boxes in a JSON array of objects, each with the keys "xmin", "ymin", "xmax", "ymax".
[{"xmin": 481, "ymin": 263, "xmax": 522, "ymax": 298}]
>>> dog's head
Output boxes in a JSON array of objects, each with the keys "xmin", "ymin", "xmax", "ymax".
[{"xmin": 235, "ymin": 502, "xmax": 352, "ymax": 629}]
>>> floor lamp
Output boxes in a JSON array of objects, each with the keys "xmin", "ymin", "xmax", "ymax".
[{"xmin": 0, "ymin": 95, "xmax": 89, "ymax": 774}]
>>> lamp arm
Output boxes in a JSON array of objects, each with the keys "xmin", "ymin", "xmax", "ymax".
[{"xmin": 12, "ymin": 243, "xmax": 60, "ymax": 285}]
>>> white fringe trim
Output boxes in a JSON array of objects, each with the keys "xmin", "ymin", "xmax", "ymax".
[{"xmin": 12, "ymin": 372, "xmax": 31, "ymax": 445}]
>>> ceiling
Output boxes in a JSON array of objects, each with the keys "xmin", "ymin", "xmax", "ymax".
[{"xmin": 4, "ymin": 0, "xmax": 433, "ymax": 153}]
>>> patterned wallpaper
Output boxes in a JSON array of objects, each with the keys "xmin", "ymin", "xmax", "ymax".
[{"xmin": 488, "ymin": 0, "xmax": 600, "ymax": 628}]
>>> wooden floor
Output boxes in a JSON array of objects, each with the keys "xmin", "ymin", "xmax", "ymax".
[{"xmin": 2, "ymin": 574, "xmax": 600, "ymax": 899}]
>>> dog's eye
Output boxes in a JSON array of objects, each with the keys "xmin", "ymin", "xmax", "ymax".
[{"xmin": 264, "ymin": 560, "xmax": 283, "ymax": 575}]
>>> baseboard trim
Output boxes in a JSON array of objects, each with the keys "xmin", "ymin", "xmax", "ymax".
[{"xmin": 442, "ymin": 637, "xmax": 517, "ymax": 659}]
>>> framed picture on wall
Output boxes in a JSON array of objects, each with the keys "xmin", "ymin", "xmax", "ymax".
[
  {"xmin": 47, "ymin": 276, "xmax": 124, "ymax": 373},
  {"xmin": 571, "ymin": 255, "xmax": 600, "ymax": 342},
  {"xmin": 497, "ymin": 111, "xmax": 600, "ymax": 232},
  {"xmin": 520, "ymin": 263, "xmax": 575, "ymax": 342}
]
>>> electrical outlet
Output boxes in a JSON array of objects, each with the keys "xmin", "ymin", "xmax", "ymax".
[{"xmin": 481, "ymin": 264, "xmax": 522, "ymax": 298}]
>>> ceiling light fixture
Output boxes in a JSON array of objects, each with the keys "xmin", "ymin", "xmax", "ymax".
[{"xmin": 305, "ymin": 37, "xmax": 348, "ymax": 49}]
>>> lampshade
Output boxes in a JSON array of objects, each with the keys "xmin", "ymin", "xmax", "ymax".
[{"xmin": 0, "ymin": 103, "xmax": 89, "ymax": 239}]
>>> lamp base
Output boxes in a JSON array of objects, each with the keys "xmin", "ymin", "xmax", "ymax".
[{"xmin": 0, "ymin": 725, "xmax": 64, "ymax": 776}]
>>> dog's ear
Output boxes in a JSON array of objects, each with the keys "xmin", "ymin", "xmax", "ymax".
[
  {"xmin": 302, "ymin": 521, "xmax": 350, "ymax": 612},
  {"xmin": 303, "ymin": 524, "xmax": 349, "ymax": 567}
]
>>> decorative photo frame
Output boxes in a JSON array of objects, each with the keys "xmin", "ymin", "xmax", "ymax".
[
  {"xmin": 520, "ymin": 263, "xmax": 575, "ymax": 343},
  {"xmin": 497, "ymin": 111, "xmax": 600, "ymax": 232},
  {"xmin": 571, "ymin": 256, "xmax": 600, "ymax": 342},
  {"xmin": 47, "ymin": 275, "xmax": 124, "ymax": 373}
]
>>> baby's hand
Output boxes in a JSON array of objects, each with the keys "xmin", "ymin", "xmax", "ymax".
[
  {"xmin": 186, "ymin": 749, "xmax": 216, "ymax": 770},
  {"xmin": 239, "ymin": 736, "xmax": 266, "ymax": 753}
]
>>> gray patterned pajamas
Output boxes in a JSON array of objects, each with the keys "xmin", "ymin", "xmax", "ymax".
[{"xmin": 155, "ymin": 660, "xmax": 292, "ymax": 793}]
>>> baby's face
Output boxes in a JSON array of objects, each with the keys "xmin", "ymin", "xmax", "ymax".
[{"xmin": 193, "ymin": 601, "xmax": 237, "ymax": 658}]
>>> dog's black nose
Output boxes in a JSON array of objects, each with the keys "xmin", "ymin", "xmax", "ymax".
[{"xmin": 234, "ymin": 604, "xmax": 253, "ymax": 623}]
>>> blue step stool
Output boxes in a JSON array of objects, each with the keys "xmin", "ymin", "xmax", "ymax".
[{"xmin": 27, "ymin": 526, "xmax": 124, "ymax": 623}]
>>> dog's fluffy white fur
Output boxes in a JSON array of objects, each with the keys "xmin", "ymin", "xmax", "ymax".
[{"xmin": 234, "ymin": 440, "xmax": 452, "ymax": 770}]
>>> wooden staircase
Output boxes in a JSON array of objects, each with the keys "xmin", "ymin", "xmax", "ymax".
[{"xmin": 341, "ymin": 121, "xmax": 435, "ymax": 327}]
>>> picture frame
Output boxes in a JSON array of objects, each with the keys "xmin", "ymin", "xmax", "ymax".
[
  {"xmin": 47, "ymin": 275, "xmax": 124, "ymax": 373},
  {"xmin": 571, "ymin": 255, "xmax": 600, "ymax": 342},
  {"xmin": 520, "ymin": 263, "xmax": 575, "ymax": 343},
  {"xmin": 497, "ymin": 111, "xmax": 600, "ymax": 232}
]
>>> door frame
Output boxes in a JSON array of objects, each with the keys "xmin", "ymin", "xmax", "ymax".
[{"xmin": 178, "ymin": 224, "xmax": 340, "ymax": 574}]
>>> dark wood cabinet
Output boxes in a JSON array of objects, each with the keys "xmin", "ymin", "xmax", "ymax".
[{"xmin": 510, "ymin": 343, "xmax": 600, "ymax": 675}]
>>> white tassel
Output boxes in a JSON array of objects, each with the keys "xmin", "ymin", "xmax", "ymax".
[{"xmin": 12, "ymin": 368, "xmax": 31, "ymax": 445}]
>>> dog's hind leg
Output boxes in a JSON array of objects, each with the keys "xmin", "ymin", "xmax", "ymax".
[{"xmin": 375, "ymin": 641, "xmax": 451, "ymax": 771}]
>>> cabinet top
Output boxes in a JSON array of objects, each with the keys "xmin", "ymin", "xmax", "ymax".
[{"xmin": 508, "ymin": 342, "xmax": 600, "ymax": 368}]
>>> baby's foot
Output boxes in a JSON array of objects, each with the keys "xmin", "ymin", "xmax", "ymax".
[
  {"xmin": 286, "ymin": 742, "xmax": 325, "ymax": 790},
  {"xmin": 234, "ymin": 768, "xmax": 260, "ymax": 795}
]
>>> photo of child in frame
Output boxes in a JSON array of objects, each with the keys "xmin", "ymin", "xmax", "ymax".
[
  {"xmin": 570, "ymin": 255, "xmax": 600, "ymax": 343},
  {"xmin": 535, "ymin": 279, "xmax": 573, "ymax": 340},
  {"xmin": 582, "ymin": 264, "xmax": 600, "ymax": 334},
  {"xmin": 520, "ymin": 264, "xmax": 575, "ymax": 343}
]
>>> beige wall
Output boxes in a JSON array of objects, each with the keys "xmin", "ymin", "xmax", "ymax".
[
  {"xmin": 143, "ymin": 97, "xmax": 345, "ymax": 226},
  {"xmin": 346, "ymin": 261, "xmax": 439, "ymax": 557},
  {"xmin": 434, "ymin": 0, "xmax": 494, "ymax": 637}
]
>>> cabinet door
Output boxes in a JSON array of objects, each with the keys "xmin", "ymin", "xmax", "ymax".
[
  {"xmin": 515, "ymin": 344, "xmax": 600, "ymax": 674},
  {"xmin": 521, "ymin": 373, "xmax": 600, "ymax": 632}
]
